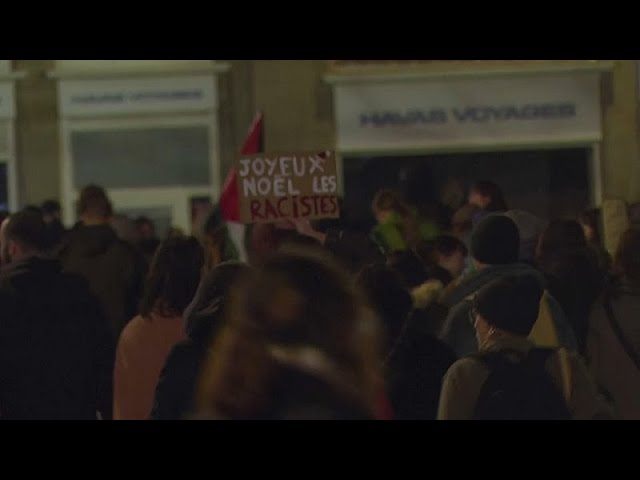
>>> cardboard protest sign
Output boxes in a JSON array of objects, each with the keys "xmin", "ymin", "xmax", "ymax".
[{"xmin": 236, "ymin": 151, "xmax": 339, "ymax": 224}]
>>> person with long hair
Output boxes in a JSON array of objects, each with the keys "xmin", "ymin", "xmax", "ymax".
[
  {"xmin": 113, "ymin": 235, "xmax": 204, "ymax": 420},
  {"xmin": 194, "ymin": 246, "xmax": 384, "ymax": 420},
  {"xmin": 151, "ymin": 262, "xmax": 251, "ymax": 420}
]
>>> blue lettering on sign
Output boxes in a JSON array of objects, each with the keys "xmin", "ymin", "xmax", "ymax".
[
  {"xmin": 360, "ymin": 103, "xmax": 577, "ymax": 127},
  {"xmin": 361, "ymin": 109, "xmax": 447, "ymax": 126},
  {"xmin": 71, "ymin": 94, "xmax": 125, "ymax": 105},
  {"xmin": 129, "ymin": 90, "xmax": 203, "ymax": 101}
]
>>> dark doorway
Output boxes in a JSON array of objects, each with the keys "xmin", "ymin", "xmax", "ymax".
[{"xmin": 342, "ymin": 148, "xmax": 591, "ymax": 234}]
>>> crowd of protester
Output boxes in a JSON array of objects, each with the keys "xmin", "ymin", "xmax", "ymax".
[{"xmin": 0, "ymin": 179, "xmax": 638, "ymax": 420}]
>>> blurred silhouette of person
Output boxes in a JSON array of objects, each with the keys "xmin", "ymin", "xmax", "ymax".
[
  {"xmin": 357, "ymin": 264, "xmax": 456, "ymax": 419},
  {"xmin": 151, "ymin": 262, "xmax": 251, "ymax": 420},
  {"xmin": 195, "ymin": 246, "xmax": 384, "ymax": 420},
  {"xmin": 58, "ymin": 185, "xmax": 146, "ymax": 340},
  {"xmin": 468, "ymin": 180, "xmax": 508, "ymax": 226},
  {"xmin": 199, "ymin": 206, "xmax": 239, "ymax": 272},
  {"xmin": 536, "ymin": 220, "xmax": 605, "ymax": 356},
  {"xmin": 41, "ymin": 200, "xmax": 66, "ymax": 251},
  {"xmin": 0, "ymin": 210, "xmax": 113, "ymax": 419},
  {"xmin": 135, "ymin": 216, "xmax": 161, "ymax": 265},
  {"xmin": 371, "ymin": 189, "xmax": 439, "ymax": 255}
]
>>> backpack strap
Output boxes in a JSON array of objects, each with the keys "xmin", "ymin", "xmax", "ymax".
[{"xmin": 603, "ymin": 292, "xmax": 640, "ymax": 373}]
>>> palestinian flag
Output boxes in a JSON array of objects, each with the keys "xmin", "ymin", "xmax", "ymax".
[{"xmin": 219, "ymin": 112, "xmax": 264, "ymax": 261}]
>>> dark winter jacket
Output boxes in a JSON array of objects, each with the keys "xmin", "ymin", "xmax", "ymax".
[
  {"xmin": 386, "ymin": 310, "xmax": 457, "ymax": 420},
  {"xmin": 324, "ymin": 229, "xmax": 385, "ymax": 273},
  {"xmin": 440, "ymin": 263, "xmax": 577, "ymax": 357},
  {"xmin": 0, "ymin": 257, "xmax": 114, "ymax": 420},
  {"xmin": 540, "ymin": 249, "xmax": 605, "ymax": 356},
  {"xmin": 57, "ymin": 224, "xmax": 145, "ymax": 339}
]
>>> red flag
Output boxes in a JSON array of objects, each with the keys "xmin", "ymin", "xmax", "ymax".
[{"xmin": 219, "ymin": 112, "xmax": 264, "ymax": 222}]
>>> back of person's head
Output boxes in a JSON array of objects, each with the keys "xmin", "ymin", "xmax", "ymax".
[
  {"xmin": 356, "ymin": 264, "xmax": 412, "ymax": 351},
  {"xmin": 474, "ymin": 274, "xmax": 544, "ymax": 336},
  {"xmin": 504, "ymin": 210, "xmax": 547, "ymax": 263},
  {"xmin": 110, "ymin": 214, "xmax": 139, "ymax": 245},
  {"xmin": 433, "ymin": 234, "xmax": 469, "ymax": 279},
  {"xmin": 135, "ymin": 216, "xmax": 156, "ymax": 235},
  {"xmin": 537, "ymin": 219, "xmax": 587, "ymax": 261},
  {"xmin": 77, "ymin": 185, "xmax": 113, "ymax": 221},
  {"xmin": 197, "ymin": 245, "xmax": 381, "ymax": 418},
  {"xmin": 3, "ymin": 209, "xmax": 50, "ymax": 258},
  {"xmin": 470, "ymin": 214, "xmax": 520, "ymax": 266},
  {"xmin": 387, "ymin": 250, "xmax": 429, "ymax": 289},
  {"xmin": 469, "ymin": 180, "xmax": 508, "ymax": 212},
  {"xmin": 41, "ymin": 200, "xmax": 61, "ymax": 217},
  {"xmin": 433, "ymin": 234, "xmax": 468, "ymax": 258},
  {"xmin": 372, "ymin": 189, "xmax": 405, "ymax": 216},
  {"xmin": 614, "ymin": 227, "xmax": 640, "ymax": 286},
  {"xmin": 139, "ymin": 235, "xmax": 204, "ymax": 319}
]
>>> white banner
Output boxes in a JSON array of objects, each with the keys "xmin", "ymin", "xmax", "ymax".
[
  {"xmin": 0, "ymin": 81, "xmax": 15, "ymax": 119},
  {"xmin": 334, "ymin": 73, "xmax": 602, "ymax": 152},
  {"xmin": 59, "ymin": 74, "xmax": 217, "ymax": 117}
]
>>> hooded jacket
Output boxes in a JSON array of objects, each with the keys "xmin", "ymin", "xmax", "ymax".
[
  {"xmin": 57, "ymin": 224, "xmax": 146, "ymax": 339},
  {"xmin": 440, "ymin": 262, "xmax": 578, "ymax": 357},
  {"xmin": 0, "ymin": 257, "xmax": 113, "ymax": 419}
]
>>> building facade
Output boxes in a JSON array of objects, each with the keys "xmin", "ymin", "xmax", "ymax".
[{"xmin": 7, "ymin": 60, "xmax": 640, "ymax": 232}]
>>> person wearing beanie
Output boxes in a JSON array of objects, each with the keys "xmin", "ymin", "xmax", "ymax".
[
  {"xmin": 437, "ymin": 275, "xmax": 612, "ymax": 420},
  {"xmin": 439, "ymin": 215, "xmax": 577, "ymax": 357}
]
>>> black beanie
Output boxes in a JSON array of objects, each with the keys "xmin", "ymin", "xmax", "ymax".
[
  {"xmin": 471, "ymin": 214, "xmax": 520, "ymax": 265},
  {"xmin": 474, "ymin": 274, "xmax": 543, "ymax": 336}
]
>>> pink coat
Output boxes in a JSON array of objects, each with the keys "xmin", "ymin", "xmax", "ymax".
[{"xmin": 113, "ymin": 313, "xmax": 186, "ymax": 420}]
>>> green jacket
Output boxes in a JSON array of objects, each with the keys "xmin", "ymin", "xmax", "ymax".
[{"xmin": 372, "ymin": 211, "xmax": 440, "ymax": 254}]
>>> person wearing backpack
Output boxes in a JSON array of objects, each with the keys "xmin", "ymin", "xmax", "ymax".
[
  {"xmin": 440, "ymin": 214, "xmax": 577, "ymax": 357},
  {"xmin": 437, "ymin": 274, "xmax": 612, "ymax": 420}
]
